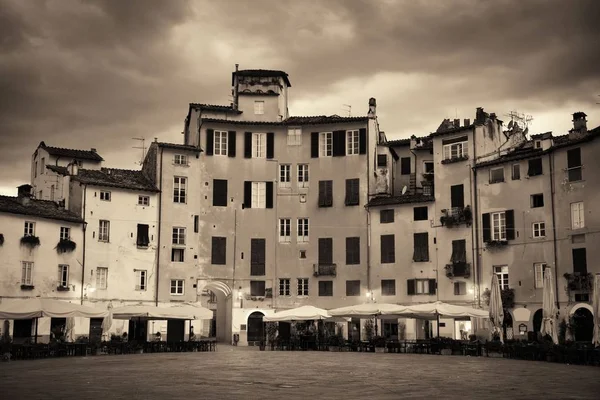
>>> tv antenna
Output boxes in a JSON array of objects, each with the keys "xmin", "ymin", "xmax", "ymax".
[
  {"xmin": 132, "ymin": 137, "xmax": 146, "ymax": 166},
  {"xmin": 342, "ymin": 104, "xmax": 351, "ymax": 117},
  {"xmin": 505, "ymin": 110, "xmax": 533, "ymax": 131}
]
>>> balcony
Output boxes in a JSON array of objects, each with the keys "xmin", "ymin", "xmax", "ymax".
[
  {"xmin": 313, "ymin": 264, "xmax": 337, "ymax": 277},
  {"xmin": 445, "ymin": 263, "xmax": 471, "ymax": 279},
  {"xmin": 440, "ymin": 206, "xmax": 472, "ymax": 228},
  {"xmin": 564, "ymin": 273, "xmax": 593, "ymax": 293}
]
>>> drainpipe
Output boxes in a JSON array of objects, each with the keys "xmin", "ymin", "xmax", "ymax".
[
  {"xmin": 80, "ymin": 184, "xmax": 87, "ymax": 305},
  {"xmin": 155, "ymin": 148, "xmax": 164, "ymax": 306},
  {"xmin": 366, "ymin": 207, "xmax": 371, "ymax": 294},
  {"xmin": 410, "ymin": 149, "xmax": 417, "ymax": 194},
  {"xmin": 548, "ymin": 152, "xmax": 560, "ymax": 310},
  {"xmin": 471, "ymin": 127, "xmax": 481, "ymax": 307}
]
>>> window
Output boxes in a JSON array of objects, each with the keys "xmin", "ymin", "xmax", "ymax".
[
  {"xmin": 96, "ymin": 267, "xmax": 108, "ymax": 289},
  {"xmin": 535, "ymin": 141, "xmax": 541, "ymax": 149},
  {"xmin": 491, "ymin": 212, "xmax": 506, "ymax": 241},
  {"xmin": 450, "ymin": 184, "xmax": 464, "ymax": 209},
  {"xmin": 279, "ymin": 218, "xmax": 291, "ymax": 243},
  {"xmin": 135, "ymin": 270, "xmax": 147, "ymax": 291},
  {"xmin": 214, "ymin": 130, "xmax": 228, "ymax": 156},
  {"xmin": 494, "ymin": 265, "xmax": 509, "ymax": 289},
  {"xmin": 490, "ymin": 167, "xmax": 504, "ymax": 183},
  {"xmin": 527, "ymin": 158, "xmax": 543, "ymax": 176},
  {"xmin": 512, "ymin": 164, "xmax": 521, "ymax": 180},
  {"xmin": 171, "ymin": 248, "xmax": 185, "ymax": 262},
  {"xmin": 34, "ymin": 161, "xmax": 37, "ymax": 178},
  {"xmin": 318, "ymin": 281, "xmax": 333, "ymax": 296},
  {"xmin": 98, "ymin": 220, "xmax": 110, "ymax": 242},
  {"xmin": 454, "ymin": 282, "xmax": 467, "ymax": 295},
  {"xmin": 279, "ymin": 279, "xmax": 291, "ymax": 296},
  {"xmin": 572, "ymin": 248, "xmax": 587, "ymax": 274},
  {"xmin": 451, "ymin": 240, "xmax": 467, "ymax": 263},
  {"xmin": 407, "ymin": 279, "xmax": 436, "ymax": 295},
  {"xmin": 21, "ymin": 262, "xmax": 33, "ymax": 285},
  {"xmin": 252, "ymin": 133, "xmax": 266, "ymax": 158},
  {"xmin": 346, "ymin": 237, "xmax": 360, "ymax": 265},
  {"xmin": 570, "ymin": 202, "xmax": 584, "ymax": 229},
  {"xmin": 424, "ymin": 162, "xmax": 434, "ymax": 174},
  {"xmin": 318, "ymin": 238, "xmax": 333, "ymax": 265},
  {"xmin": 100, "ymin": 191, "xmax": 111, "ymax": 201},
  {"xmin": 211, "ymin": 237, "xmax": 227, "ymax": 265},
  {"xmin": 213, "ymin": 179, "xmax": 228, "ymax": 206},
  {"xmin": 60, "ymin": 227, "xmax": 70, "ymax": 240},
  {"xmin": 347, "ymin": 130, "xmax": 360, "ymax": 155},
  {"xmin": 413, "ymin": 233, "xmax": 429, "ymax": 262},
  {"xmin": 138, "ymin": 195, "xmax": 150, "ymax": 206},
  {"xmin": 136, "ymin": 224, "xmax": 150, "ymax": 247},
  {"xmin": 287, "ymin": 128, "xmax": 302, "ymax": 146},
  {"xmin": 172, "ymin": 227, "xmax": 186, "ymax": 245},
  {"xmin": 380, "ymin": 209, "xmax": 394, "ymax": 224},
  {"xmin": 297, "ymin": 164, "xmax": 309, "ymax": 187},
  {"xmin": 297, "ymin": 278, "xmax": 309, "ymax": 296},
  {"xmin": 319, "ymin": 132, "xmax": 333, "ymax": 157},
  {"xmin": 381, "ymin": 279, "xmax": 396, "ymax": 296},
  {"xmin": 279, "ymin": 164, "xmax": 291, "ymax": 188},
  {"xmin": 24, "ymin": 221, "xmax": 35, "ymax": 236},
  {"xmin": 254, "ymin": 100, "xmax": 264, "ymax": 115},
  {"xmin": 377, "ymin": 154, "xmax": 388, "ymax": 167},
  {"xmin": 414, "ymin": 207, "xmax": 428, "ymax": 221},
  {"xmin": 400, "ymin": 157, "xmax": 411, "ymax": 175},
  {"xmin": 251, "ymin": 182, "xmax": 266, "ymax": 208},
  {"xmin": 194, "ymin": 215, "xmax": 199, "ymax": 233},
  {"xmin": 318, "ymin": 180, "xmax": 333, "ymax": 207},
  {"xmin": 345, "ymin": 178, "xmax": 359, "ymax": 206},
  {"xmin": 58, "ymin": 264, "xmax": 69, "ymax": 287},
  {"xmin": 299, "ymin": 250, "xmax": 307, "ymax": 259},
  {"xmin": 532, "ymin": 222, "xmax": 545, "ymax": 238},
  {"xmin": 297, "ymin": 218, "xmax": 309, "ymax": 242},
  {"xmin": 443, "ymin": 141, "xmax": 468, "ymax": 160},
  {"xmin": 250, "ymin": 281, "xmax": 265, "ymax": 296},
  {"xmin": 567, "ymin": 148, "xmax": 582, "ymax": 182},
  {"xmin": 534, "ymin": 263, "xmax": 547, "ymax": 289},
  {"xmin": 346, "ymin": 280, "xmax": 360, "ymax": 296},
  {"xmin": 50, "ymin": 185, "xmax": 55, "ymax": 201},
  {"xmin": 173, "ymin": 154, "xmax": 188, "ymax": 165},
  {"xmin": 170, "ymin": 280, "xmax": 184, "ymax": 295},
  {"xmin": 173, "ymin": 176, "xmax": 187, "ymax": 203},
  {"xmin": 530, "ymin": 193, "xmax": 544, "ymax": 208},
  {"xmin": 251, "ymin": 239, "xmax": 266, "ymax": 276},
  {"xmin": 380, "ymin": 234, "xmax": 395, "ymax": 264}
]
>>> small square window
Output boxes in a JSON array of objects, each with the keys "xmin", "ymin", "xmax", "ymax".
[
  {"xmin": 299, "ymin": 250, "xmax": 307, "ymax": 259},
  {"xmin": 413, "ymin": 206, "xmax": 428, "ymax": 221},
  {"xmin": 532, "ymin": 222, "xmax": 546, "ymax": 238},
  {"xmin": 490, "ymin": 168, "xmax": 504, "ymax": 183},
  {"xmin": 531, "ymin": 193, "xmax": 544, "ymax": 208},
  {"xmin": 380, "ymin": 209, "xmax": 394, "ymax": 224},
  {"xmin": 511, "ymin": 164, "xmax": 520, "ymax": 180},
  {"xmin": 173, "ymin": 154, "xmax": 188, "ymax": 165},
  {"xmin": 254, "ymin": 101, "xmax": 265, "ymax": 115},
  {"xmin": 138, "ymin": 195, "xmax": 150, "ymax": 206},
  {"xmin": 377, "ymin": 154, "xmax": 388, "ymax": 167},
  {"xmin": 100, "ymin": 191, "xmax": 111, "ymax": 201},
  {"xmin": 170, "ymin": 279, "xmax": 184, "ymax": 295}
]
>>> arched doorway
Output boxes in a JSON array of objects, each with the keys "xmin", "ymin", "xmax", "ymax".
[
  {"xmin": 198, "ymin": 280, "xmax": 233, "ymax": 343},
  {"xmin": 502, "ymin": 311, "xmax": 514, "ymax": 340},
  {"xmin": 532, "ymin": 309, "xmax": 543, "ymax": 333},
  {"xmin": 572, "ymin": 308, "xmax": 593, "ymax": 342},
  {"xmin": 247, "ymin": 311, "xmax": 265, "ymax": 344}
]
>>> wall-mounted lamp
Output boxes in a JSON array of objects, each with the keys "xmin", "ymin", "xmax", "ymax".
[{"xmin": 365, "ymin": 290, "xmax": 374, "ymax": 302}]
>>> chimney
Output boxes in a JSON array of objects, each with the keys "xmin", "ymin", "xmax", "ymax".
[
  {"xmin": 368, "ymin": 98, "xmax": 377, "ymax": 118},
  {"xmin": 572, "ymin": 112, "xmax": 587, "ymax": 133},
  {"xmin": 17, "ymin": 184, "xmax": 33, "ymax": 205},
  {"xmin": 91, "ymin": 148, "xmax": 97, "ymax": 153},
  {"xmin": 464, "ymin": 118, "xmax": 470, "ymax": 126},
  {"xmin": 475, "ymin": 107, "xmax": 485, "ymax": 124},
  {"xmin": 453, "ymin": 119, "xmax": 460, "ymax": 128},
  {"xmin": 232, "ymin": 63, "xmax": 240, "ymax": 111},
  {"xmin": 69, "ymin": 160, "xmax": 78, "ymax": 176},
  {"xmin": 490, "ymin": 113, "xmax": 497, "ymax": 120}
]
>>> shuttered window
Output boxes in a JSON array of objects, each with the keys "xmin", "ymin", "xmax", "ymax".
[
  {"xmin": 381, "ymin": 279, "xmax": 396, "ymax": 296},
  {"xmin": 380, "ymin": 209, "xmax": 394, "ymax": 224},
  {"xmin": 567, "ymin": 148, "xmax": 582, "ymax": 182},
  {"xmin": 136, "ymin": 224, "xmax": 150, "ymax": 247},
  {"xmin": 345, "ymin": 280, "xmax": 360, "ymax": 296},
  {"xmin": 572, "ymin": 248, "xmax": 587, "ymax": 274},
  {"xmin": 318, "ymin": 238, "xmax": 333, "ymax": 265},
  {"xmin": 527, "ymin": 158, "xmax": 543, "ymax": 176},
  {"xmin": 318, "ymin": 281, "xmax": 333, "ymax": 296},
  {"xmin": 412, "ymin": 233, "xmax": 429, "ymax": 262},
  {"xmin": 251, "ymin": 239, "xmax": 266, "ymax": 276},
  {"xmin": 346, "ymin": 237, "xmax": 360, "ymax": 265},
  {"xmin": 211, "ymin": 237, "xmax": 226, "ymax": 265},
  {"xmin": 380, "ymin": 234, "xmax": 395, "ymax": 264},
  {"xmin": 213, "ymin": 179, "xmax": 228, "ymax": 207},
  {"xmin": 345, "ymin": 178, "xmax": 359, "ymax": 206},
  {"xmin": 318, "ymin": 180, "xmax": 333, "ymax": 207},
  {"xmin": 451, "ymin": 239, "xmax": 466, "ymax": 263}
]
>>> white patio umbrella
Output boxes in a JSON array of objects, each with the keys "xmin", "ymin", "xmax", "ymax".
[
  {"xmin": 540, "ymin": 267, "xmax": 559, "ymax": 344},
  {"xmin": 65, "ymin": 317, "xmax": 76, "ymax": 342},
  {"xmin": 101, "ymin": 303, "xmax": 113, "ymax": 340},
  {"xmin": 328, "ymin": 303, "xmax": 406, "ymax": 318},
  {"xmin": 111, "ymin": 304, "xmax": 212, "ymax": 320},
  {"xmin": 263, "ymin": 305, "xmax": 332, "ymax": 322},
  {"xmin": 489, "ymin": 275, "xmax": 504, "ymax": 343},
  {"xmin": 592, "ymin": 274, "xmax": 600, "ymax": 347}
]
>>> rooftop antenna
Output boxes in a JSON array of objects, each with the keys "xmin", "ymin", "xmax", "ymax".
[
  {"xmin": 132, "ymin": 137, "xmax": 146, "ymax": 166},
  {"xmin": 342, "ymin": 104, "xmax": 351, "ymax": 117},
  {"xmin": 505, "ymin": 110, "xmax": 534, "ymax": 132}
]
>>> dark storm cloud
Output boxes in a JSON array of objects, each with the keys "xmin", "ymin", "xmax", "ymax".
[{"xmin": 1, "ymin": 0, "xmax": 599, "ymax": 193}]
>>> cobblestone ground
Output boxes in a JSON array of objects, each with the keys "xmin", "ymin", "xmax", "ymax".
[{"xmin": 1, "ymin": 346, "xmax": 599, "ymax": 399}]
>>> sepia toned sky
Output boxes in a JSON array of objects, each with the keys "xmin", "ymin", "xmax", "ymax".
[{"xmin": 1, "ymin": 0, "xmax": 599, "ymax": 195}]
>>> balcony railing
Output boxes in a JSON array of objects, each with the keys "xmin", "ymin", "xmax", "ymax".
[
  {"xmin": 313, "ymin": 264, "xmax": 337, "ymax": 277},
  {"xmin": 564, "ymin": 273, "xmax": 593, "ymax": 292},
  {"xmin": 440, "ymin": 206, "xmax": 472, "ymax": 227},
  {"xmin": 445, "ymin": 263, "xmax": 471, "ymax": 278}
]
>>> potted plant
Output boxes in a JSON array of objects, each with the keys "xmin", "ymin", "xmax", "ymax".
[
  {"xmin": 372, "ymin": 336, "xmax": 386, "ymax": 353},
  {"xmin": 55, "ymin": 239, "xmax": 77, "ymax": 254},
  {"xmin": 265, "ymin": 322, "xmax": 278, "ymax": 351},
  {"xmin": 20, "ymin": 235, "xmax": 40, "ymax": 248},
  {"xmin": 328, "ymin": 335, "xmax": 341, "ymax": 352}
]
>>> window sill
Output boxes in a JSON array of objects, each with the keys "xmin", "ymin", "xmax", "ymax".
[
  {"xmin": 489, "ymin": 180, "xmax": 505, "ymax": 184},
  {"xmin": 441, "ymin": 155, "xmax": 469, "ymax": 165},
  {"xmin": 137, "ymin": 245, "xmax": 150, "ymax": 249},
  {"xmin": 56, "ymin": 286, "xmax": 70, "ymax": 292},
  {"xmin": 278, "ymin": 240, "xmax": 291, "ymax": 244},
  {"xmin": 172, "ymin": 163, "xmax": 190, "ymax": 167}
]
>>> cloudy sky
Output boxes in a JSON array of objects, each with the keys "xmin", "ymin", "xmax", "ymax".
[{"xmin": 1, "ymin": 0, "xmax": 599, "ymax": 195}]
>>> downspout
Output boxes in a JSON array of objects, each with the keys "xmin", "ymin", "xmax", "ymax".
[
  {"xmin": 366, "ymin": 207, "xmax": 371, "ymax": 293},
  {"xmin": 80, "ymin": 184, "xmax": 87, "ymax": 305},
  {"xmin": 155, "ymin": 148, "xmax": 164, "ymax": 306},
  {"xmin": 549, "ymin": 152, "xmax": 560, "ymax": 309},
  {"xmin": 366, "ymin": 121, "xmax": 372, "ymax": 295},
  {"xmin": 471, "ymin": 127, "xmax": 481, "ymax": 307},
  {"xmin": 410, "ymin": 149, "xmax": 417, "ymax": 194}
]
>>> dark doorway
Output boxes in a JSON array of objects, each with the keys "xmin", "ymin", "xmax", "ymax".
[
  {"xmin": 503, "ymin": 311, "xmax": 514, "ymax": 340},
  {"xmin": 128, "ymin": 319, "xmax": 148, "ymax": 342},
  {"xmin": 383, "ymin": 321, "xmax": 399, "ymax": 340},
  {"xmin": 210, "ymin": 311, "xmax": 217, "ymax": 337},
  {"xmin": 13, "ymin": 319, "xmax": 33, "ymax": 342},
  {"xmin": 532, "ymin": 309, "xmax": 543, "ymax": 333},
  {"xmin": 89, "ymin": 318, "xmax": 103, "ymax": 342},
  {"xmin": 572, "ymin": 308, "xmax": 593, "ymax": 342},
  {"xmin": 348, "ymin": 318, "xmax": 360, "ymax": 341},
  {"xmin": 50, "ymin": 317, "xmax": 66, "ymax": 341},
  {"xmin": 278, "ymin": 322, "xmax": 291, "ymax": 340},
  {"xmin": 247, "ymin": 312, "xmax": 265, "ymax": 343},
  {"xmin": 450, "ymin": 184, "xmax": 464, "ymax": 209},
  {"xmin": 167, "ymin": 320, "xmax": 185, "ymax": 343}
]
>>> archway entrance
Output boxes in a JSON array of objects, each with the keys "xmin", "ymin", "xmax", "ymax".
[
  {"xmin": 247, "ymin": 311, "xmax": 265, "ymax": 344},
  {"xmin": 532, "ymin": 309, "xmax": 543, "ymax": 333},
  {"xmin": 198, "ymin": 280, "xmax": 233, "ymax": 343},
  {"xmin": 572, "ymin": 308, "xmax": 593, "ymax": 342}
]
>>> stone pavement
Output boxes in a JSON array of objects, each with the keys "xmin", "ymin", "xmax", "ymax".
[{"xmin": 1, "ymin": 345, "xmax": 599, "ymax": 399}]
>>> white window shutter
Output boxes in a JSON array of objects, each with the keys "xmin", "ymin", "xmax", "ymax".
[{"xmin": 534, "ymin": 264, "xmax": 543, "ymax": 288}]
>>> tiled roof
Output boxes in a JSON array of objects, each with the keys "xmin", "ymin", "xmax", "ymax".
[
  {"xmin": 366, "ymin": 194, "xmax": 435, "ymax": 207},
  {"xmin": 190, "ymin": 103, "xmax": 242, "ymax": 114},
  {"xmin": 530, "ymin": 132, "xmax": 552, "ymax": 140},
  {"xmin": 72, "ymin": 168, "xmax": 159, "ymax": 192},
  {"xmin": 39, "ymin": 141, "xmax": 104, "ymax": 161},
  {"xmin": 0, "ymin": 196, "xmax": 83, "ymax": 223},
  {"xmin": 232, "ymin": 69, "xmax": 291, "ymax": 87},
  {"xmin": 430, "ymin": 124, "xmax": 474, "ymax": 137},
  {"xmin": 157, "ymin": 142, "xmax": 202, "ymax": 152},
  {"xmin": 475, "ymin": 142, "xmax": 544, "ymax": 168},
  {"xmin": 201, "ymin": 115, "xmax": 368, "ymax": 126},
  {"xmin": 46, "ymin": 165, "xmax": 69, "ymax": 175},
  {"xmin": 552, "ymin": 127, "xmax": 599, "ymax": 149},
  {"xmin": 386, "ymin": 138, "xmax": 410, "ymax": 146}
]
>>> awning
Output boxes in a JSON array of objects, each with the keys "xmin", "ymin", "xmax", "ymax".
[
  {"xmin": 263, "ymin": 305, "xmax": 333, "ymax": 322},
  {"xmin": 110, "ymin": 304, "xmax": 213, "ymax": 320},
  {"xmin": 0, "ymin": 298, "xmax": 108, "ymax": 319},
  {"xmin": 380, "ymin": 301, "xmax": 489, "ymax": 320},
  {"xmin": 328, "ymin": 303, "xmax": 407, "ymax": 318}
]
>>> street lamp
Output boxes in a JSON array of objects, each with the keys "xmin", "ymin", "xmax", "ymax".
[{"xmin": 365, "ymin": 290, "xmax": 374, "ymax": 302}]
